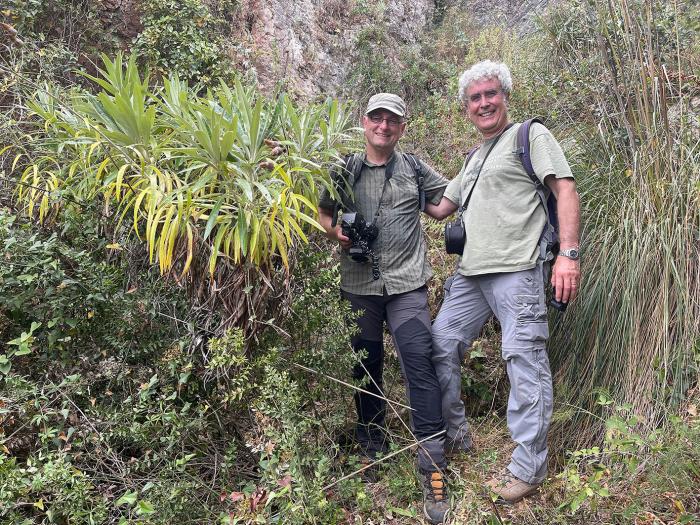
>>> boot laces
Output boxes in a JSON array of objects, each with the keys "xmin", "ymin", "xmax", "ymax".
[{"xmin": 424, "ymin": 471, "xmax": 446, "ymax": 502}]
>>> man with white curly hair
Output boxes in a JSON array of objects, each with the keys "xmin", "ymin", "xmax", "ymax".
[{"xmin": 424, "ymin": 60, "xmax": 581, "ymax": 503}]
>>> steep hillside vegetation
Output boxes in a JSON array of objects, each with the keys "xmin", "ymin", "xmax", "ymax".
[{"xmin": 1, "ymin": 0, "xmax": 698, "ymax": 523}]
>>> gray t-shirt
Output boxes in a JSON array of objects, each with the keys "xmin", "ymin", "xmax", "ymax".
[
  {"xmin": 319, "ymin": 152, "xmax": 447, "ymax": 295},
  {"xmin": 444, "ymin": 122, "xmax": 574, "ymax": 276}
]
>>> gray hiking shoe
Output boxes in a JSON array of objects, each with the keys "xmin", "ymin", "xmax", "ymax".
[
  {"xmin": 485, "ymin": 470, "xmax": 540, "ymax": 503},
  {"xmin": 419, "ymin": 469, "xmax": 450, "ymax": 524},
  {"xmin": 444, "ymin": 433, "xmax": 474, "ymax": 457}
]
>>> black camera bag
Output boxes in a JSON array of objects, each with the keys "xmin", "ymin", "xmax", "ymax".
[
  {"xmin": 443, "ymin": 145, "xmax": 479, "ymax": 256},
  {"xmin": 444, "ymin": 216, "xmax": 465, "ymax": 255}
]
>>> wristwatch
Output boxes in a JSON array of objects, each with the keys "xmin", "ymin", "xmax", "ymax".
[{"xmin": 559, "ymin": 248, "xmax": 580, "ymax": 260}]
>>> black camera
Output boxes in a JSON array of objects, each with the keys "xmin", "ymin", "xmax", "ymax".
[{"xmin": 341, "ymin": 212, "xmax": 378, "ymax": 262}]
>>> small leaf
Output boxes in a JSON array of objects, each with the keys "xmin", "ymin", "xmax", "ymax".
[
  {"xmin": 115, "ymin": 491, "xmax": 138, "ymax": 507},
  {"xmin": 14, "ymin": 344, "xmax": 32, "ymax": 356},
  {"xmin": 388, "ymin": 506, "xmax": 416, "ymax": 517},
  {"xmin": 137, "ymin": 500, "xmax": 155, "ymax": 515}
]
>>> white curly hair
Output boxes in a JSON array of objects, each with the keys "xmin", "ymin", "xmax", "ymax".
[{"xmin": 458, "ymin": 60, "xmax": 513, "ymax": 103}]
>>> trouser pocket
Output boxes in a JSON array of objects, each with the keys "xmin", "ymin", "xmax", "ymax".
[{"xmin": 513, "ymin": 293, "xmax": 548, "ymax": 343}]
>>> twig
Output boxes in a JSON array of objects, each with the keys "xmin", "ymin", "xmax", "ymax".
[
  {"xmin": 290, "ymin": 362, "xmax": 414, "ymax": 411},
  {"xmin": 321, "ymin": 429, "xmax": 446, "ymax": 492}
]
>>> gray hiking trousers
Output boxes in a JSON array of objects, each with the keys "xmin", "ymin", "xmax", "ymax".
[{"xmin": 432, "ymin": 264, "xmax": 553, "ymax": 484}]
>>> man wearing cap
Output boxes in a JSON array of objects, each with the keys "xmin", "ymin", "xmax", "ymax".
[{"xmin": 318, "ymin": 93, "xmax": 451, "ymax": 524}]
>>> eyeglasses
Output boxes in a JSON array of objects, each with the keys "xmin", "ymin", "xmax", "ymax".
[
  {"xmin": 468, "ymin": 89, "xmax": 502, "ymax": 104},
  {"xmin": 367, "ymin": 115, "xmax": 404, "ymax": 126}
]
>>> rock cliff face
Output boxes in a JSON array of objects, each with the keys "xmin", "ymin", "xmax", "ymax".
[
  {"xmin": 459, "ymin": 0, "xmax": 550, "ymax": 34},
  {"xmin": 97, "ymin": 0, "xmax": 556, "ymax": 97},
  {"xmin": 97, "ymin": 0, "xmax": 434, "ymax": 97},
  {"xmin": 231, "ymin": 0, "xmax": 435, "ymax": 97}
]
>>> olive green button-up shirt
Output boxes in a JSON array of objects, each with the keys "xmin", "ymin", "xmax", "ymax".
[{"xmin": 319, "ymin": 152, "xmax": 447, "ymax": 296}]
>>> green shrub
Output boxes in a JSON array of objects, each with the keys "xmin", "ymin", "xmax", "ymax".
[
  {"xmin": 1, "ymin": 0, "xmax": 117, "ymax": 88},
  {"xmin": 344, "ymin": 24, "xmax": 402, "ymax": 102},
  {"xmin": 0, "ymin": 449, "xmax": 109, "ymax": 524},
  {"xmin": 555, "ymin": 396, "xmax": 700, "ymax": 522},
  {"xmin": 133, "ymin": 0, "xmax": 234, "ymax": 84},
  {"xmin": 0, "ymin": 209, "xmax": 179, "ymax": 374}
]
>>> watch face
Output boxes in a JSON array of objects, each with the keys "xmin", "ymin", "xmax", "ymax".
[{"xmin": 562, "ymin": 248, "xmax": 579, "ymax": 259}]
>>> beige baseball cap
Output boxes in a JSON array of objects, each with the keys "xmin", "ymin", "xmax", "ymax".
[{"xmin": 365, "ymin": 93, "xmax": 406, "ymax": 117}]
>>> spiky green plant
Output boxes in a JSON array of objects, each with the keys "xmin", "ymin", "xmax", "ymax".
[{"xmin": 10, "ymin": 53, "xmax": 357, "ymax": 339}]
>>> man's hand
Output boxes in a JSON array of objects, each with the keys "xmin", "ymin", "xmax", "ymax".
[
  {"xmin": 328, "ymin": 225, "xmax": 352, "ymax": 250},
  {"xmin": 318, "ymin": 206, "xmax": 352, "ymax": 250},
  {"xmin": 551, "ymin": 255, "xmax": 580, "ymax": 304},
  {"xmin": 545, "ymin": 175, "xmax": 581, "ymax": 305}
]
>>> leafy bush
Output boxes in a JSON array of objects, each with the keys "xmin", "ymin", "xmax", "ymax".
[
  {"xmin": 133, "ymin": 0, "xmax": 235, "ymax": 84},
  {"xmin": 0, "ymin": 0, "xmax": 118, "ymax": 90},
  {"xmin": 555, "ymin": 395, "xmax": 700, "ymax": 522},
  {"xmin": 0, "ymin": 207, "xmax": 373, "ymax": 524},
  {"xmin": 0, "ymin": 209, "xmax": 179, "ymax": 376},
  {"xmin": 2, "ymin": 0, "xmax": 114, "ymax": 53}
]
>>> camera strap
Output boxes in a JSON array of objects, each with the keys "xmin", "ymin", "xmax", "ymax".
[
  {"xmin": 367, "ymin": 153, "xmax": 396, "ymax": 229},
  {"xmin": 457, "ymin": 123, "xmax": 514, "ymax": 219}
]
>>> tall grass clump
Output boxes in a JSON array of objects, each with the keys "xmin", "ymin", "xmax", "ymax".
[{"xmin": 542, "ymin": 0, "xmax": 700, "ymax": 442}]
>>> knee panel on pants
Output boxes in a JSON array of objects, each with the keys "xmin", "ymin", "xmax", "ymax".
[{"xmin": 394, "ymin": 320, "xmax": 440, "ymax": 387}]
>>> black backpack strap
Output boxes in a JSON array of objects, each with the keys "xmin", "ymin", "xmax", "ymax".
[
  {"xmin": 517, "ymin": 118, "xmax": 550, "ymax": 211},
  {"xmin": 517, "ymin": 118, "xmax": 559, "ymax": 260},
  {"xmin": 516, "ymin": 118, "xmax": 543, "ymax": 187},
  {"xmin": 403, "ymin": 153, "xmax": 426, "ymax": 211}
]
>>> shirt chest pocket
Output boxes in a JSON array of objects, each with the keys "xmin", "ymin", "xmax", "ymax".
[{"xmin": 389, "ymin": 177, "xmax": 419, "ymax": 210}]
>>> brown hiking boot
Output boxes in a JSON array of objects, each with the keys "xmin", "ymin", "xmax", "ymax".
[
  {"xmin": 420, "ymin": 469, "xmax": 450, "ymax": 524},
  {"xmin": 485, "ymin": 470, "xmax": 540, "ymax": 503}
]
